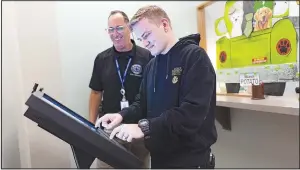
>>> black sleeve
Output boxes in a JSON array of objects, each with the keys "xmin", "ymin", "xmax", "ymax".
[
  {"xmin": 89, "ymin": 55, "xmax": 103, "ymax": 92},
  {"xmin": 145, "ymin": 48, "xmax": 216, "ymax": 147},
  {"xmin": 119, "ymin": 61, "xmax": 150, "ymax": 123}
]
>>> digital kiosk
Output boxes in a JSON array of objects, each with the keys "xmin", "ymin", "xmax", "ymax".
[{"xmin": 23, "ymin": 84, "xmax": 143, "ymax": 169}]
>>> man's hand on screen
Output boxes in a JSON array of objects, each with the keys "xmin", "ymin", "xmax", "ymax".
[{"xmin": 95, "ymin": 113, "xmax": 123, "ymax": 130}]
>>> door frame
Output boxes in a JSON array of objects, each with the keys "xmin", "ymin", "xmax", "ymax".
[{"xmin": 197, "ymin": 1, "xmax": 216, "ymax": 51}]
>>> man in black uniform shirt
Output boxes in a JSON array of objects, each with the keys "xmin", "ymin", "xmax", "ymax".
[{"xmin": 88, "ymin": 10, "xmax": 151, "ymax": 168}]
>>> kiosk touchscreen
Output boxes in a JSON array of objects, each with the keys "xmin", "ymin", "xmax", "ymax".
[{"xmin": 23, "ymin": 84, "xmax": 143, "ymax": 169}]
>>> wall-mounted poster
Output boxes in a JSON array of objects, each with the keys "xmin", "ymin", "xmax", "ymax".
[{"xmin": 214, "ymin": 0, "xmax": 298, "ymax": 84}]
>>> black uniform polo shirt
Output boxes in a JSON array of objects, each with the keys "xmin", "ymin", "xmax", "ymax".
[{"xmin": 89, "ymin": 40, "xmax": 152, "ymax": 115}]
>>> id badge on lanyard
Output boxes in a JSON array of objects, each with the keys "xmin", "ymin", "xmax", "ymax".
[{"xmin": 115, "ymin": 57, "xmax": 132, "ymax": 110}]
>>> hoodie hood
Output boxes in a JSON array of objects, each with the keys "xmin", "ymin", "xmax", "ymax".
[
  {"xmin": 178, "ymin": 33, "xmax": 201, "ymax": 46},
  {"xmin": 159, "ymin": 33, "xmax": 201, "ymax": 56},
  {"xmin": 164, "ymin": 33, "xmax": 201, "ymax": 55}
]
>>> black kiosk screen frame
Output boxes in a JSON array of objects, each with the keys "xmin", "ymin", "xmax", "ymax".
[{"xmin": 24, "ymin": 90, "xmax": 143, "ymax": 169}]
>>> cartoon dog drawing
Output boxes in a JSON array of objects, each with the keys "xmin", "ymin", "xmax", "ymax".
[
  {"xmin": 228, "ymin": 2, "xmax": 244, "ymax": 37},
  {"xmin": 254, "ymin": 6, "xmax": 273, "ymax": 31}
]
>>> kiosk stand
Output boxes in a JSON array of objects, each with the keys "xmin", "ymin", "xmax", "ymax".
[
  {"xmin": 24, "ymin": 83, "xmax": 143, "ymax": 169},
  {"xmin": 71, "ymin": 145, "xmax": 95, "ymax": 168}
]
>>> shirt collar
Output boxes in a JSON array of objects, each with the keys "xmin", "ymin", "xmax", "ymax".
[{"xmin": 112, "ymin": 39, "xmax": 137, "ymax": 59}]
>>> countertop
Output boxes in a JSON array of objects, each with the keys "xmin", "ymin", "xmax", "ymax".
[{"xmin": 216, "ymin": 94, "xmax": 299, "ymax": 116}]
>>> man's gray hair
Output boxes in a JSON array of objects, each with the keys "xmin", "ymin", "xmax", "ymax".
[{"xmin": 108, "ymin": 10, "xmax": 130, "ymax": 23}]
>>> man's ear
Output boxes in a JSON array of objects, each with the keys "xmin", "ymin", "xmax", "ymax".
[{"xmin": 161, "ymin": 18, "xmax": 170, "ymax": 28}]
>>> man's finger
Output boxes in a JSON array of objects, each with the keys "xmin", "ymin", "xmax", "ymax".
[
  {"xmin": 110, "ymin": 126, "xmax": 121, "ymax": 139},
  {"xmin": 122, "ymin": 133, "xmax": 129, "ymax": 141},
  {"xmin": 126, "ymin": 135, "xmax": 133, "ymax": 142},
  {"xmin": 116, "ymin": 128, "xmax": 125, "ymax": 139},
  {"xmin": 102, "ymin": 122, "xmax": 108, "ymax": 128},
  {"xmin": 95, "ymin": 117, "xmax": 103, "ymax": 128},
  {"xmin": 106, "ymin": 120, "xmax": 119, "ymax": 130},
  {"xmin": 116, "ymin": 132, "xmax": 122, "ymax": 140}
]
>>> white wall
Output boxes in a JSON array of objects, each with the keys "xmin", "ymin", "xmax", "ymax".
[
  {"xmin": 55, "ymin": 1, "xmax": 201, "ymax": 117},
  {"xmin": 0, "ymin": 0, "xmax": 2, "ymax": 167},
  {"xmin": 205, "ymin": 2, "xmax": 299, "ymax": 168},
  {"xmin": 2, "ymin": 2, "xmax": 24, "ymax": 168},
  {"xmin": 2, "ymin": 1, "xmax": 204, "ymax": 168},
  {"xmin": 3, "ymin": 1, "xmax": 71, "ymax": 168}
]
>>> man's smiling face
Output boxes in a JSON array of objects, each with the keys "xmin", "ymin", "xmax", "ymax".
[
  {"xmin": 107, "ymin": 13, "xmax": 131, "ymax": 51},
  {"xmin": 132, "ymin": 18, "xmax": 169, "ymax": 56}
]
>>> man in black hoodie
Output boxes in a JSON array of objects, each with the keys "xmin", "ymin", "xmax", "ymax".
[{"xmin": 96, "ymin": 5, "xmax": 217, "ymax": 169}]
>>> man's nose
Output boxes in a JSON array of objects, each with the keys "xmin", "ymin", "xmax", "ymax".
[
  {"xmin": 111, "ymin": 31, "xmax": 119, "ymax": 36},
  {"xmin": 110, "ymin": 29, "xmax": 121, "ymax": 36}
]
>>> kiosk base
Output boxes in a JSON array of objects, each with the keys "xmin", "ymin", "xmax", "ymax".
[{"xmin": 71, "ymin": 145, "xmax": 95, "ymax": 169}]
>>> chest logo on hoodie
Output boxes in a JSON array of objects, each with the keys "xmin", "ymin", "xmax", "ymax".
[
  {"xmin": 172, "ymin": 67, "xmax": 182, "ymax": 76},
  {"xmin": 171, "ymin": 67, "xmax": 182, "ymax": 84},
  {"xmin": 172, "ymin": 76, "xmax": 178, "ymax": 84}
]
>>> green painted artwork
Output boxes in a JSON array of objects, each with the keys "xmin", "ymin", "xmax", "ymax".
[
  {"xmin": 243, "ymin": 13, "xmax": 254, "ymax": 37},
  {"xmin": 215, "ymin": 0, "xmax": 298, "ymax": 70}
]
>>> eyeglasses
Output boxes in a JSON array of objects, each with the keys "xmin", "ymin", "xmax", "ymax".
[{"xmin": 106, "ymin": 25, "xmax": 125, "ymax": 34}]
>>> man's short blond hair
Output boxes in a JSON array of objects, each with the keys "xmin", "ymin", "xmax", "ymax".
[{"xmin": 130, "ymin": 5, "xmax": 171, "ymax": 28}]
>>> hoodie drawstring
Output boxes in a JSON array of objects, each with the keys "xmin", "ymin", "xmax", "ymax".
[
  {"xmin": 153, "ymin": 56, "xmax": 158, "ymax": 93},
  {"xmin": 166, "ymin": 53, "xmax": 170, "ymax": 79},
  {"xmin": 153, "ymin": 53, "xmax": 171, "ymax": 93}
]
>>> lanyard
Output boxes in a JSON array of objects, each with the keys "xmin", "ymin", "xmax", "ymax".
[{"xmin": 115, "ymin": 57, "xmax": 132, "ymax": 90}]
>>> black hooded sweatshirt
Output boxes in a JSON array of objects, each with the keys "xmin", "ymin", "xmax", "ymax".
[{"xmin": 120, "ymin": 33, "xmax": 217, "ymax": 168}]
